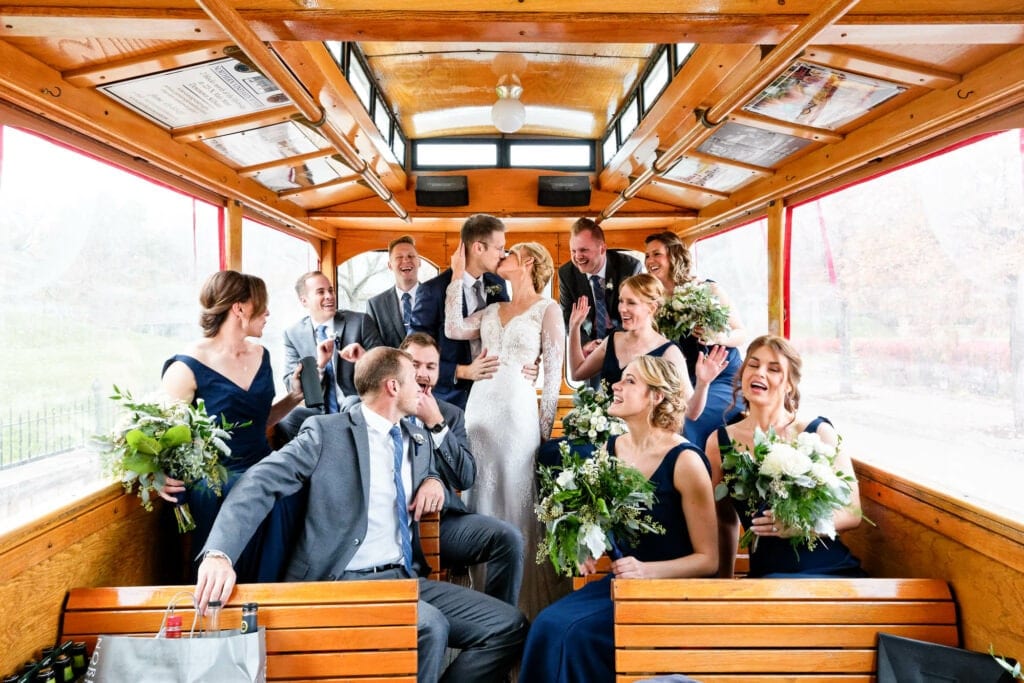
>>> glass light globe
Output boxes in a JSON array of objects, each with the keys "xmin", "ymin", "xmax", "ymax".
[{"xmin": 491, "ymin": 97, "xmax": 526, "ymax": 133}]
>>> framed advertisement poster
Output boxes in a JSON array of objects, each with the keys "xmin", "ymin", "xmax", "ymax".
[
  {"xmin": 99, "ymin": 58, "xmax": 290, "ymax": 129},
  {"xmin": 663, "ymin": 156, "xmax": 757, "ymax": 193},
  {"xmin": 696, "ymin": 121, "xmax": 810, "ymax": 167},
  {"xmin": 743, "ymin": 61, "xmax": 905, "ymax": 131}
]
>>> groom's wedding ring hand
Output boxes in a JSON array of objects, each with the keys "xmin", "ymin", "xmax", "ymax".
[{"xmin": 462, "ymin": 349, "xmax": 500, "ymax": 381}]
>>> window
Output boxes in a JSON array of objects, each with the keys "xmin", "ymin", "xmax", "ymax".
[
  {"xmin": 641, "ymin": 49, "xmax": 671, "ymax": 113},
  {"xmin": 0, "ymin": 126, "xmax": 220, "ymax": 532},
  {"xmin": 414, "ymin": 141, "xmax": 498, "ymax": 169},
  {"xmin": 692, "ymin": 219, "xmax": 769, "ymax": 340},
  {"xmin": 788, "ymin": 129, "xmax": 1024, "ymax": 520},
  {"xmin": 241, "ymin": 219, "xmax": 318, "ymax": 392}
]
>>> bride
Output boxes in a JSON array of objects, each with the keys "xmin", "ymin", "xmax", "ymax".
[{"xmin": 445, "ymin": 240, "xmax": 566, "ymax": 617}]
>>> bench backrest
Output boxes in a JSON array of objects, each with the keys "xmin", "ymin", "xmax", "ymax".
[
  {"xmin": 61, "ymin": 580, "xmax": 419, "ymax": 681},
  {"xmin": 612, "ymin": 577, "xmax": 958, "ymax": 682}
]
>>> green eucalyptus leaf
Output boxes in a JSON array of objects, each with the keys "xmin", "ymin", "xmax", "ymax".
[
  {"xmin": 124, "ymin": 452, "xmax": 160, "ymax": 473},
  {"xmin": 159, "ymin": 424, "xmax": 192, "ymax": 448}
]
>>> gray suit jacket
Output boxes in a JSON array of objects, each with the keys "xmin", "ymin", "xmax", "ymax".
[
  {"xmin": 282, "ymin": 311, "xmax": 383, "ymax": 398},
  {"xmin": 433, "ymin": 399, "xmax": 476, "ymax": 515},
  {"xmin": 202, "ymin": 408, "xmax": 437, "ymax": 580},
  {"xmin": 366, "ymin": 287, "xmax": 409, "ymax": 349},
  {"xmin": 558, "ymin": 249, "xmax": 643, "ymax": 346}
]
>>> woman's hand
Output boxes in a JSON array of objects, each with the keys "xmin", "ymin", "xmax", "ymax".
[
  {"xmin": 611, "ymin": 555, "xmax": 650, "ymax": 579},
  {"xmin": 450, "ymin": 241, "xmax": 467, "ymax": 279},
  {"xmin": 579, "ymin": 556, "xmax": 601, "ymax": 576},
  {"xmin": 156, "ymin": 475, "xmax": 186, "ymax": 503},
  {"xmin": 568, "ymin": 296, "xmax": 591, "ymax": 330},
  {"xmin": 751, "ymin": 509, "xmax": 796, "ymax": 538},
  {"xmin": 694, "ymin": 345, "xmax": 729, "ymax": 386}
]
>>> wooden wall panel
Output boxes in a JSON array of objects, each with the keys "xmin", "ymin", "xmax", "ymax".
[
  {"xmin": 844, "ymin": 463, "xmax": 1024, "ymax": 660},
  {"xmin": 0, "ymin": 486, "xmax": 170, "ymax": 674}
]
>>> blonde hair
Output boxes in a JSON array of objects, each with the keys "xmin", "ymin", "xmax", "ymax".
[
  {"xmin": 619, "ymin": 273, "xmax": 664, "ymax": 329},
  {"xmin": 511, "ymin": 242, "xmax": 554, "ymax": 292},
  {"xmin": 628, "ymin": 355, "xmax": 686, "ymax": 432},
  {"xmin": 645, "ymin": 232, "xmax": 693, "ymax": 286}
]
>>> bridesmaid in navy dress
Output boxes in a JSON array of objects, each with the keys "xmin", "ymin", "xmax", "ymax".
[
  {"xmin": 644, "ymin": 232, "xmax": 748, "ymax": 449},
  {"xmin": 521, "ymin": 355, "xmax": 719, "ymax": 682},
  {"xmin": 567, "ymin": 272, "xmax": 725, "ymax": 413},
  {"xmin": 705, "ymin": 334, "xmax": 864, "ymax": 577},
  {"xmin": 160, "ymin": 270, "xmax": 306, "ymax": 582}
]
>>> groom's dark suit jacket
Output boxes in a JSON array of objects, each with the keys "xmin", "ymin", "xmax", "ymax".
[
  {"xmin": 411, "ymin": 269, "xmax": 508, "ymax": 410},
  {"xmin": 557, "ymin": 249, "xmax": 643, "ymax": 346},
  {"xmin": 202, "ymin": 408, "xmax": 437, "ymax": 580}
]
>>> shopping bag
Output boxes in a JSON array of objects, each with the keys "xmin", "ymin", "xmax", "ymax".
[{"xmin": 83, "ymin": 592, "xmax": 266, "ymax": 683}]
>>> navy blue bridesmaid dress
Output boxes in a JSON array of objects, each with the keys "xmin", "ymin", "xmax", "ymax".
[
  {"xmin": 163, "ymin": 351, "xmax": 306, "ymax": 582},
  {"xmin": 717, "ymin": 417, "xmax": 864, "ymax": 577},
  {"xmin": 521, "ymin": 435, "xmax": 710, "ymax": 682}
]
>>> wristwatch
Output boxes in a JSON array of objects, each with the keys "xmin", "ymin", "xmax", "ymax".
[{"xmin": 429, "ymin": 419, "xmax": 447, "ymax": 434}]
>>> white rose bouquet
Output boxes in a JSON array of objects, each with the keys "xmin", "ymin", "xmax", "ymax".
[
  {"xmin": 714, "ymin": 426, "xmax": 856, "ymax": 553},
  {"xmin": 536, "ymin": 441, "xmax": 664, "ymax": 577},
  {"xmin": 92, "ymin": 386, "xmax": 243, "ymax": 533},
  {"xmin": 656, "ymin": 281, "xmax": 731, "ymax": 344},
  {"xmin": 561, "ymin": 381, "xmax": 626, "ymax": 445}
]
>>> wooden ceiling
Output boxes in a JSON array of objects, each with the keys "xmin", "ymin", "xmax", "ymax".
[{"xmin": 1, "ymin": 1, "xmax": 1023, "ymax": 240}]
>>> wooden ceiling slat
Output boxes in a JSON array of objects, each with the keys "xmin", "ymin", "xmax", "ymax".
[
  {"xmin": 726, "ymin": 111, "xmax": 844, "ymax": 144},
  {"xmin": 803, "ymin": 45, "xmax": 962, "ymax": 88},
  {"xmin": 62, "ymin": 41, "xmax": 232, "ymax": 87},
  {"xmin": 170, "ymin": 105, "xmax": 298, "ymax": 143}
]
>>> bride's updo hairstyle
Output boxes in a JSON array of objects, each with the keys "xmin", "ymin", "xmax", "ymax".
[
  {"xmin": 511, "ymin": 242, "xmax": 554, "ymax": 292},
  {"xmin": 630, "ymin": 355, "xmax": 686, "ymax": 432},
  {"xmin": 619, "ymin": 273, "xmax": 664, "ymax": 329},
  {"xmin": 734, "ymin": 334, "xmax": 804, "ymax": 414},
  {"xmin": 198, "ymin": 270, "xmax": 268, "ymax": 338}
]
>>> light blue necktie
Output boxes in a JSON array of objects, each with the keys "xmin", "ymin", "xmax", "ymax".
[
  {"xmin": 315, "ymin": 324, "xmax": 339, "ymax": 414},
  {"xmin": 401, "ymin": 292, "xmax": 413, "ymax": 335},
  {"xmin": 591, "ymin": 274, "xmax": 610, "ymax": 339},
  {"xmin": 389, "ymin": 425, "xmax": 414, "ymax": 574}
]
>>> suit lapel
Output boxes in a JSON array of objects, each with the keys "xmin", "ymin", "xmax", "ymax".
[
  {"xmin": 348, "ymin": 409, "xmax": 372, "ymax": 505},
  {"xmin": 401, "ymin": 418, "xmax": 429, "ymax": 487}
]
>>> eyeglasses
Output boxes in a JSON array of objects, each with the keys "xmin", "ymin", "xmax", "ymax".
[{"xmin": 477, "ymin": 241, "xmax": 510, "ymax": 258}]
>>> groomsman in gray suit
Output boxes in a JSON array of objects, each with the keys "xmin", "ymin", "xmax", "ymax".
[
  {"xmin": 282, "ymin": 270, "xmax": 383, "ymax": 411},
  {"xmin": 367, "ymin": 235, "xmax": 421, "ymax": 348},
  {"xmin": 195, "ymin": 346, "xmax": 527, "ymax": 683},
  {"xmin": 399, "ymin": 332, "xmax": 524, "ymax": 606}
]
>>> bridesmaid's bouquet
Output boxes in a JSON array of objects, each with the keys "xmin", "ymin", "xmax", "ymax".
[
  {"xmin": 656, "ymin": 281, "xmax": 731, "ymax": 344},
  {"xmin": 561, "ymin": 381, "xmax": 626, "ymax": 445},
  {"xmin": 92, "ymin": 386, "xmax": 240, "ymax": 533},
  {"xmin": 714, "ymin": 427, "xmax": 856, "ymax": 553},
  {"xmin": 535, "ymin": 441, "xmax": 664, "ymax": 577}
]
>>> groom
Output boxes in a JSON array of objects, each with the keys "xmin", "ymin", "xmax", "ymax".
[{"xmin": 412, "ymin": 214, "xmax": 511, "ymax": 410}]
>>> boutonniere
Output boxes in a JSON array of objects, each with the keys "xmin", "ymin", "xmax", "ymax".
[
  {"xmin": 485, "ymin": 284, "xmax": 503, "ymax": 297},
  {"xmin": 604, "ymin": 280, "xmax": 614, "ymax": 292},
  {"xmin": 411, "ymin": 433, "xmax": 425, "ymax": 446}
]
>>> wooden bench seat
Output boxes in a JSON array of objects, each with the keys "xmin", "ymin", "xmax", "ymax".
[
  {"xmin": 612, "ymin": 577, "xmax": 958, "ymax": 683},
  {"xmin": 60, "ymin": 580, "xmax": 419, "ymax": 682}
]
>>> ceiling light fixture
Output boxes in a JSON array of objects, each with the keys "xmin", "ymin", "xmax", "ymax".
[{"xmin": 491, "ymin": 74, "xmax": 525, "ymax": 134}]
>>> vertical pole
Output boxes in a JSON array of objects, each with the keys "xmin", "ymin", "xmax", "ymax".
[
  {"xmin": 224, "ymin": 199, "xmax": 244, "ymax": 271},
  {"xmin": 766, "ymin": 198, "xmax": 787, "ymax": 337}
]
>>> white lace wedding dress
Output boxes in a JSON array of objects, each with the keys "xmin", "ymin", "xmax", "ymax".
[{"xmin": 444, "ymin": 281, "xmax": 566, "ymax": 618}]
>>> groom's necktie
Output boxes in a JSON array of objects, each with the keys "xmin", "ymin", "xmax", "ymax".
[
  {"xmin": 590, "ymin": 274, "xmax": 610, "ymax": 339},
  {"xmin": 401, "ymin": 292, "xmax": 413, "ymax": 336},
  {"xmin": 389, "ymin": 425, "xmax": 414, "ymax": 574},
  {"xmin": 315, "ymin": 324, "xmax": 339, "ymax": 414},
  {"xmin": 472, "ymin": 279, "xmax": 487, "ymax": 313}
]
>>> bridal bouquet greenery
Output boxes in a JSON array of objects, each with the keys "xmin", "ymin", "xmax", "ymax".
[
  {"xmin": 714, "ymin": 427, "xmax": 856, "ymax": 553},
  {"xmin": 92, "ymin": 386, "xmax": 240, "ymax": 533},
  {"xmin": 656, "ymin": 281, "xmax": 731, "ymax": 344},
  {"xmin": 561, "ymin": 381, "xmax": 626, "ymax": 445},
  {"xmin": 536, "ymin": 441, "xmax": 664, "ymax": 577}
]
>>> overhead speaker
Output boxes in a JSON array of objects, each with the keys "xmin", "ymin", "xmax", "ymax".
[
  {"xmin": 415, "ymin": 175, "xmax": 469, "ymax": 207},
  {"xmin": 538, "ymin": 175, "xmax": 591, "ymax": 207}
]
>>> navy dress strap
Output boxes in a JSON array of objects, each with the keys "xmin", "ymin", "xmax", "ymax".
[{"xmin": 805, "ymin": 416, "xmax": 833, "ymax": 433}]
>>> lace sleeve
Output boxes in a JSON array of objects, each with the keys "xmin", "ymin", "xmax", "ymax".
[
  {"xmin": 443, "ymin": 280, "xmax": 482, "ymax": 341},
  {"xmin": 539, "ymin": 301, "xmax": 566, "ymax": 440}
]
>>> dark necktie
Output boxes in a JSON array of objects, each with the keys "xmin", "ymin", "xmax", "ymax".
[
  {"xmin": 315, "ymin": 324, "xmax": 339, "ymax": 414},
  {"xmin": 401, "ymin": 292, "xmax": 413, "ymax": 336},
  {"xmin": 591, "ymin": 274, "xmax": 609, "ymax": 339},
  {"xmin": 472, "ymin": 279, "xmax": 487, "ymax": 313},
  {"xmin": 389, "ymin": 426, "xmax": 414, "ymax": 573}
]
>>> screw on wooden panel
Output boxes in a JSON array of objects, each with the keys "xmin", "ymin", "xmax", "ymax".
[{"xmin": 41, "ymin": 86, "xmax": 62, "ymax": 97}]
